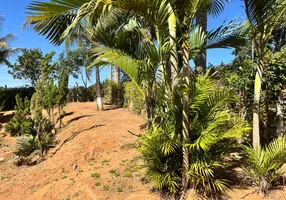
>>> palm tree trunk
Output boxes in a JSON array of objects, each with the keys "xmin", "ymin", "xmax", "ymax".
[
  {"xmin": 168, "ymin": 4, "xmax": 178, "ymax": 89},
  {"xmin": 180, "ymin": 37, "xmax": 190, "ymax": 200},
  {"xmin": 114, "ymin": 66, "xmax": 120, "ymax": 83},
  {"xmin": 253, "ymin": 68, "xmax": 262, "ymax": 151},
  {"xmin": 195, "ymin": 10, "xmax": 207, "ymax": 72},
  {"xmin": 96, "ymin": 67, "xmax": 103, "ymax": 111},
  {"xmin": 109, "ymin": 65, "xmax": 113, "ymax": 80}
]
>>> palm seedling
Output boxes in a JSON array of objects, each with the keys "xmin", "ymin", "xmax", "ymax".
[
  {"xmin": 243, "ymin": 135, "xmax": 286, "ymax": 195},
  {"xmin": 140, "ymin": 74, "xmax": 250, "ymax": 198}
]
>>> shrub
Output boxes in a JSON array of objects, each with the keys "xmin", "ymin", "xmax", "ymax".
[
  {"xmin": 123, "ymin": 82, "xmax": 144, "ymax": 114},
  {"xmin": 139, "ymin": 74, "xmax": 250, "ymax": 198},
  {"xmin": 15, "ymin": 116, "xmax": 55, "ymax": 159},
  {"xmin": 34, "ymin": 117, "xmax": 55, "ymax": 156},
  {"xmin": 243, "ymin": 135, "xmax": 286, "ymax": 195},
  {"xmin": 103, "ymin": 80, "xmax": 124, "ymax": 106},
  {"xmin": 0, "ymin": 86, "xmax": 34, "ymax": 111},
  {"xmin": 15, "ymin": 134, "xmax": 36, "ymax": 157},
  {"xmin": 5, "ymin": 94, "xmax": 34, "ymax": 136}
]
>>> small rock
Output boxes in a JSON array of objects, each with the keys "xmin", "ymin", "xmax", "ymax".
[
  {"xmin": 73, "ymin": 164, "xmax": 78, "ymax": 170},
  {"xmin": 0, "ymin": 157, "xmax": 5, "ymax": 162}
]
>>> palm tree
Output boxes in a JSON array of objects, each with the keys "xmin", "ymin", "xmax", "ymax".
[
  {"xmin": 0, "ymin": 16, "xmax": 21, "ymax": 65},
  {"xmin": 95, "ymin": 66, "xmax": 103, "ymax": 110},
  {"xmin": 196, "ymin": 10, "xmax": 208, "ymax": 71},
  {"xmin": 25, "ymin": 1, "xmax": 245, "ymax": 198},
  {"xmin": 114, "ymin": 66, "xmax": 120, "ymax": 83},
  {"xmin": 243, "ymin": 0, "xmax": 286, "ymax": 151},
  {"xmin": 109, "ymin": 65, "xmax": 113, "ymax": 80}
]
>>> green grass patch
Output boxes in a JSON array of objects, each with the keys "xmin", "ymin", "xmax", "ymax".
[
  {"xmin": 91, "ymin": 173, "xmax": 100, "ymax": 179},
  {"xmin": 103, "ymin": 184, "xmax": 110, "ymax": 191}
]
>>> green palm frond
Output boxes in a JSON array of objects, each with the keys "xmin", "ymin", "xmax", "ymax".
[
  {"xmin": 188, "ymin": 26, "xmax": 207, "ymax": 57},
  {"xmin": 0, "ymin": 33, "xmax": 17, "ymax": 48},
  {"xmin": 26, "ymin": 0, "xmax": 90, "ymax": 45},
  {"xmin": 90, "ymin": 47, "xmax": 145, "ymax": 97},
  {"xmin": 244, "ymin": 0, "xmax": 286, "ymax": 27},
  {"xmin": 206, "ymin": 0, "xmax": 230, "ymax": 17},
  {"xmin": 0, "ymin": 48, "xmax": 23, "ymax": 65},
  {"xmin": 206, "ymin": 18, "xmax": 247, "ymax": 49},
  {"xmin": 243, "ymin": 135, "xmax": 286, "ymax": 194}
]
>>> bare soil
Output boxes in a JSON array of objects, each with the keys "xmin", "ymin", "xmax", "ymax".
[{"xmin": 0, "ymin": 102, "xmax": 286, "ymax": 200}]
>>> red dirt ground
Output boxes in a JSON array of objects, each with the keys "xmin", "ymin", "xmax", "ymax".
[{"xmin": 1, "ymin": 102, "xmax": 286, "ymax": 200}]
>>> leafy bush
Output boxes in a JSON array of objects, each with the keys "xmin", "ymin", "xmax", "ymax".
[
  {"xmin": 243, "ymin": 135, "xmax": 286, "ymax": 195},
  {"xmin": 15, "ymin": 116, "xmax": 55, "ymax": 159},
  {"xmin": 5, "ymin": 94, "xmax": 34, "ymax": 136},
  {"xmin": 15, "ymin": 134, "xmax": 36, "ymax": 157},
  {"xmin": 123, "ymin": 82, "xmax": 144, "ymax": 114},
  {"xmin": 0, "ymin": 86, "xmax": 34, "ymax": 111},
  {"xmin": 67, "ymin": 85, "xmax": 96, "ymax": 102},
  {"xmin": 34, "ymin": 117, "xmax": 55, "ymax": 156},
  {"xmin": 103, "ymin": 80, "xmax": 124, "ymax": 106},
  {"xmin": 139, "ymin": 74, "xmax": 249, "ymax": 198}
]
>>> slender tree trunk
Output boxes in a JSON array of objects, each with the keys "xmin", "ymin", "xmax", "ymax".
[
  {"xmin": 168, "ymin": 4, "xmax": 178, "ymax": 89},
  {"xmin": 277, "ymin": 91, "xmax": 284, "ymax": 135},
  {"xmin": 58, "ymin": 106, "xmax": 62, "ymax": 128},
  {"xmin": 51, "ymin": 106, "xmax": 55, "ymax": 125},
  {"xmin": 180, "ymin": 37, "xmax": 191, "ymax": 200},
  {"xmin": 96, "ymin": 67, "xmax": 103, "ymax": 111},
  {"xmin": 253, "ymin": 68, "xmax": 262, "ymax": 151},
  {"xmin": 47, "ymin": 108, "xmax": 51, "ymax": 121},
  {"xmin": 195, "ymin": 10, "xmax": 207, "ymax": 72},
  {"xmin": 114, "ymin": 66, "xmax": 120, "ymax": 83},
  {"xmin": 109, "ymin": 65, "xmax": 113, "ymax": 80}
]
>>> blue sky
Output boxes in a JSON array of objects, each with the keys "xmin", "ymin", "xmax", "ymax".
[{"xmin": 0, "ymin": 0, "xmax": 246, "ymax": 88}]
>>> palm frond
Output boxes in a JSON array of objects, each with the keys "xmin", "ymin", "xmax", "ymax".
[
  {"xmin": 206, "ymin": 18, "xmax": 247, "ymax": 49},
  {"xmin": 90, "ymin": 46, "xmax": 145, "ymax": 97},
  {"xmin": 243, "ymin": 135, "xmax": 286, "ymax": 194},
  {"xmin": 26, "ymin": 0, "xmax": 90, "ymax": 45}
]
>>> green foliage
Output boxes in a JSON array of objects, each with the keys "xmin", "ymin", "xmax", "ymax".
[
  {"xmin": 7, "ymin": 49, "xmax": 58, "ymax": 86},
  {"xmin": 15, "ymin": 134, "xmax": 36, "ymax": 157},
  {"xmin": 0, "ymin": 16, "xmax": 21, "ymax": 65},
  {"xmin": 103, "ymin": 184, "xmax": 110, "ymax": 191},
  {"xmin": 103, "ymin": 80, "xmax": 124, "ymax": 106},
  {"xmin": 0, "ymin": 86, "xmax": 34, "ymax": 111},
  {"xmin": 67, "ymin": 85, "xmax": 96, "ymax": 102},
  {"xmin": 140, "ymin": 74, "xmax": 250, "ymax": 197},
  {"xmin": 243, "ymin": 135, "xmax": 286, "ymax": 194},
  {"xmin": 5, "ymin": 94, "xmax": 34, "ymax": 136},
  {"xmin": 217, "ymin": 59, "xmax": 255, "ymax": 121},
  {"xmin": 91, "ymin": 173, "xmax": 100, "ymax": 179},
  {"xmin": 15, "ymin": 116, "xmax": 55, "ymax": 159},
  {"xmin": 34, "ymin": 117, "xmax": 55, "ymax": 155},
  {"xmin": 123, "ymin": 82, "xmax": 144, "ymax": 114}
]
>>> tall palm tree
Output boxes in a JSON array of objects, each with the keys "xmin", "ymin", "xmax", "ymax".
[
  {"xmin": 243, "ymin": 0, "xmax": 286, "ymax": 151},
  {"xmin": 95, "ymin": 66, "xmax": 103, "ymax": 110},
  {"xmin": 114, "ymin": 66, "xmax": 120, "ymax": 83},
  {"xmin": 196, "ymin": 10, "xmax": 208, "ymax": 71},
  {"xmin": 0, "ymin": 16, "xmax": 21, "ymax": 65}
]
